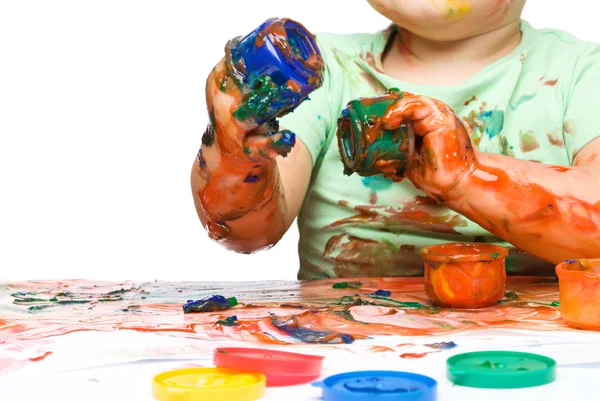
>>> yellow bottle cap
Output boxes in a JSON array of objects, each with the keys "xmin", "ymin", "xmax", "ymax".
[{"xmin": 152, "ymin": 367, "xmax": 266, "ymax": 401}]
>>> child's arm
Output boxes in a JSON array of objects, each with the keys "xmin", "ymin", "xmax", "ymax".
[
  {"xmin": 383, "ymin": 87, "xmax": 599, "ymax": 264},
  {"xmin": 191, "ymin": 59, "xmax": 315, "ymax": 254}
]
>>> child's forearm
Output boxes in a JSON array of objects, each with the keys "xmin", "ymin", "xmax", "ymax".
[
  {"xmin": 192, "ymin": 148, "xmax": 286, "ymax": 254},
  {"xmin": 191, "ymin": 60, "xmax": 290, "ymax": 254},
  {"xmin": 446, "ymin": 152, "xmax": 600, "ymax": 263}
]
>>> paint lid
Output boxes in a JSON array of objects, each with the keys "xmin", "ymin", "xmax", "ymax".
[
  {"xmin": 213, "ymin": 347, "xmax": 324, "ymax": 387},
  {"xmin": 152, "ymin": 367, "xmax": 265, "ymax": 401},
  {"xmin": 447, "ymin": 351, "xmax": 557, "ymax": 388},
  {"xmin": 312, "ymin": 371, "xmax": 437, "ymax": 401}
]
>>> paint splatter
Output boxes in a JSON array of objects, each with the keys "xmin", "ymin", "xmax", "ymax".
[
  {"xmin": 519, "ymin": 130, "xmax": 540, "ymax": 153},
  {"xmin": 216, "ymin": 316, "xmax": 238, "ymax": 326},
  {"xmin": 564, "ymin": 120, "xmax": 576, "ymax": 135},
  {"xmin": 369, "ymin": 192, "xmax": 378, "ymax": 205},
  {"xmin": 271, "ymin": 315, "xmax": 356, "ymax": 344},
  {"xmin": 332, "ymin": 282, "xmax": 363, "ymax": 290},
  {"xmin": 543, "ymin": 78, "xmax": 558, "ymax": 86},
  {"xmin": 547, "ymin": 128, "xmax": 564, "ymax": 147},
  {"xmin": 361, "ymin": 175, "xmax": 393, "ymax": 192},
  {"xmin": 426, "ymin": 341, "xmax": 457, "ymax": 350},
  {"xmin": 359, "ymin": 52, "xmax": 385, "ymax": 74},
  {"xmin": 371, "ymin": 290, "xmax": 392, "ymax": 297},
  {"xmin": 510, "ymin": 93, "xmax": 536, "ymax": 110},
  {"xmin": 29, "ymin": 351, "xmax": 52, "ymax": 362},
  {"xmin": 520, "ymin": 53, "xmax": 526, "ymax": 64},
  {"xmin": 462, "ymin": 109, "xmax": 505, "ymax": 144},
  {"xmin": 321, "ymin": 235, "xmax": 420, "ymax": 278},
  {"xmin": 479, "ymin": 110, "xmax": 505, "ymax": 139},
  {"xmin": 324, "ymin": 198, "xmax": 468, "ymax": 235},
  {"xmin": 499, "ymin": 136, "xmax": 515, "ymax": 157},
  {"xmin": 183, "ymin": 295, "xmax": 238, "ymax": 313},
  {"xmin": 431, "ymin": 0, "xmax": 473, "ymax": 19},
  {"xmin": 400, "ymin": 352, "xmax": 432, "ymax": 359},
  {"xmin": 370, "ymin": 346, "xmax": 395, "ymax": 352},
  {"xmin": 464, "ymin": 95, "xmax": 477, "ymax": 106}
]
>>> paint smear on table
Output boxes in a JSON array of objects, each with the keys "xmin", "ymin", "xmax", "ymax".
[{"xmin": 0, "ymin": 277, "xmax": 569, "ymax": 373}]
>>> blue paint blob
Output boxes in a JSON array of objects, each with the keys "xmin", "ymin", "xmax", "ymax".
[
  {"xmin": 565, "ymin": 259, "xmax": 575, "ymax": 264},
  {"xmin": 281, "ymin": 131, "xmax": 296, "ymax": 147},
  {"xmin": 271, "ymin": 316, "xmax": 355, "ymax": 344},
  {"xmin": 371, "ymin": 290, "xmax": 391, "ymax": 297},
  {"xmin": 244, "ymin": 174, "xmax": 260, "ymax": 183},
  {"xmin": 183, "ymin": 295, "xmax": 237, "ymax": 313},
  {"xmin": 478, "ymin": 110, "xmax": 505, "ymax": 139},
  {"xmin": 197, "ymin": 148, "xmax": 207, "ymax": 167},
  {"xmin": 426, "ymin": 341, "xmax": 457, "ymax": 350},
  {"xmin": 360, "ymin": 175, "xmax": 393, "ymax": 191}
]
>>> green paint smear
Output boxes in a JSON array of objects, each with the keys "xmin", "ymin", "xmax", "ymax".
[
  {"xmin": 369, "ymin": 295, "xmax": 436, "ymax": 310},
  {"xmin": 492, "ymin": 253, "xmax": 499, "ymax": 259},
  {"xmin": 106, "ymin": 288, "xmax": 133, "ymax": 296},
  {"xmin": 331, "ymin": 296, "xmax": 366, "ymax": 306},
  {"xmin": 13, "ymin": 297, "xmax": 58, "ymax": 303},
  {"xmin": 227, "ymin": 297, "xmax": 238, "ymax": 307},
  {"xmin": 498, "ymin": 291, "xmax": 519, "ymax": 303},
  {"xmin": 216, "ymin": 316, "xmax": 238, "ymax": 326},
  {"xmin": 333, "ymin": 309, "xmax": 362, "ymax": 323},
  {"xmin": 332, "ymin": 282, "xmax": 363, "ymax": 289},
  {"xmin": 202, "ymin": 112, "xmax": 216, "ymax": 147},
  {"xmin": 232, "ymin": 75, "xmax": 291, "ymax": 122},
  {"xmin": 219, "ymin": 77, "xmax": 228, "ymax": 92}
]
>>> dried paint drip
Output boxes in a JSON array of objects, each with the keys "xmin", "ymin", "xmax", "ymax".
[{"xmin": 183, "ymin": 295, "xmax": 239, "ymax": 313}]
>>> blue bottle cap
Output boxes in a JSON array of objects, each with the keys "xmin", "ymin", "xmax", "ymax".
[
  {"xmin": 225, "ymin": 18, "xmax": 324, "ymax": 123},
  {"xmin": 312, "ymin": 371, "xmax": 437, "ymax": 401}
]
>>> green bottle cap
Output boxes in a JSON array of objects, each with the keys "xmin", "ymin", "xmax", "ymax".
[{"xmin": 447, "ymin": 351, "xmax": 556, "ymax": 389}]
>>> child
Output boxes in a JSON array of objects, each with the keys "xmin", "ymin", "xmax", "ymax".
[{"xmin": 192, "ymin": 0, "xmax": 600, "ymax": 280}]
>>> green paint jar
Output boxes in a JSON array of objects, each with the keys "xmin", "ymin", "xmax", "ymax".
[{"xmin": 336, "ymin": 89, "xmax": 414, "ymax": 178}]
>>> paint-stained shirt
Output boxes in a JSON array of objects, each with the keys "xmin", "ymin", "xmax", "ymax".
[{"xmin": 278, "ymin": 19, "xmax": 600, "ymax": 280}]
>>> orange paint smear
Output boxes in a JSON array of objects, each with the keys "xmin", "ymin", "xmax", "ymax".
[
  {"xmin": 370, "ymin": 346, "xmax": 396, "ymax": 352},
  {"xmin": 400, "ymin": 352, "xmax": 436, "ymax": 359},
  {"xmin": 543, "ymin": 78, "xmax": 558, "ymax": 86},
  {"xmin": 0, "ymin": 277, "xmax": 571, "ymax": 375},
  {"xmin": 465, "ymin": 163, "xmax": 600, "ymax": 260},
  {"xmin": 29, "ymin": 351, "xmax": 52, "ymax": 362},
  {"xmin": 325, "ymin": 197, "xmax": 468, "ymax": 235},
  {"xmin": 464, "ymin": 96, "xmax": 477, "ymax": 106}
]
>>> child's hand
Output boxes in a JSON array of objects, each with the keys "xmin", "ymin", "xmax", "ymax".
[
  {"xmin": 381, "ymin": 92, "xmax": 477, "ymax": 201},
  {"xmin": 204, "ymin": 61, "xmax": 301, "ymax": 165}
]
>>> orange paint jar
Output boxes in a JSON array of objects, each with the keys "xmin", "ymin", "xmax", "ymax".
[
  {"xmin": 422, "ymin": 242, "xmax": 509, "ymax": 309},
  {"xmin": 556, "ymin": 259, "xmax": 600, "ymax": 331}
]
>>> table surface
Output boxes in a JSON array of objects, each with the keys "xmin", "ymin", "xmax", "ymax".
[{"xmin": 2, "ymin": 277, "xmax": 599, "ymax": 400}]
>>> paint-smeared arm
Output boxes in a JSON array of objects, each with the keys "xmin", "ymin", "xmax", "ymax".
[
  {"xmin": 191, "ymin": 61, "xmax": 314, "ymax": 254},
  {"xmin": 382, "ymin": 84, "xmax": 600, "ymax": 264},
  {"xmin": 445, "ymin": 148, "xmax": 600, "ymax": 264}
]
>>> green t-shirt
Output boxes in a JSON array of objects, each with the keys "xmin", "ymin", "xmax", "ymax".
[{"xmin": 278, "ymin": 20, "xmax": 600, "ymax": 280}]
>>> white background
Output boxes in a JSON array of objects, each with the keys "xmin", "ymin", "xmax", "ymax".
[{"xmin": 1, "ymin": 1, "xmax": 598, "ymax": 282}]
